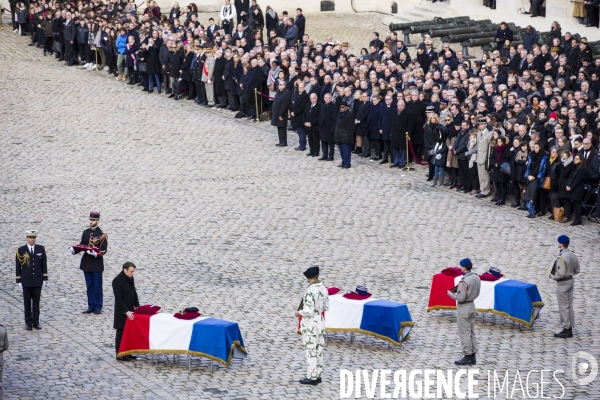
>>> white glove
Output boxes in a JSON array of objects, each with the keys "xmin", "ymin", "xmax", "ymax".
[
  {"xmin": 435, "ymin": 154, "xmax": 442, "ymax": 160},
  {"xmin": 37, "ymin": 24, "xmax": 41, "ymax": 28},
  {"xmin": 43, "ymin": 281, "xmax": 48, "ymax": 288},
  {"xmin": 18, "ymin": 283, "xmax": 22, "ymax": 289},
  {"xmin": 69, "ymin": 247, "xmax": 75, "ymax": 255},
  {"xmin": 86, "ymin": 250, "xmax": 98, "ymax": 257}
]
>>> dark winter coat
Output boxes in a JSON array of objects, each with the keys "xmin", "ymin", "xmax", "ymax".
[
  {"xmin": 390, "ymin": 109, "xmax": 414, "ymax": 149},
  {"xmin": 367, "ymin": 102, "xmax": 383, "ymax": 140},
  {"xmin": 213, "ymin": 56, "xmax": 227, "ymax": 95},
  {"xmin": 318, "ymin": 101, "xmax": 339, "ymax": 142},
  {"xmin": 404, "ymin": 100, "xmax": 427, "ymax": 145},
  {"xmin": 354, "ymin": 100, "xmax": 372, "ymax": 137},
  {"xmin": 290, "ymin": 90, "xmax": 309, "ymax": 128},
  {"xmin": 334, "ymin": 110, "xmax": 355, "ymax": 144},
  {"xmin": 112, "ymin": 271, "xmax": 139, "ymax": 330},
  {"xmin": 141, "ymin": 45, "xmax": 161, "ymax": 74},
  {"xmin": 568, "ymin": 166, "xmax": 588, "ymax": 203},
  {"xmin": 303, "ymin": 102, "xmax": 320, "ymax": 133},
  {"xmin": 271, "ymin": 88, "xmax": 291, "ymax": 128}
]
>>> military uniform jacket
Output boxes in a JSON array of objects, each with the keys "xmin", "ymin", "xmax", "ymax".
[
  {"xmin": 16, "ymin": 244, "xmax": 48, "ymax": 287},
  {"xmin": 552, "ymin": 248, "xmax": 580, "ymax": 281},
  {"xmin": 298, "ymin": 280, "xmax": 329, "ymax": 336},
  {"xmin": 450, "ymin": 271, "xmax": 481, "ymax": 303},
  {"xmin": 75, "ymin": 226, "xmax": 108, "ymax": 272},
  {"xmin": 476, "ymin": 129, "xmax": 493, "ymax": 166}
]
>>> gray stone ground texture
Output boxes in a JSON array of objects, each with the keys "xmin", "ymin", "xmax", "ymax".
[{"xmin": 0, "ymin": 12, "xmax": 598, "ymax": 400}]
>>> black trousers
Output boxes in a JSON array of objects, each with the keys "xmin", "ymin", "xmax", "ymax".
[
  {"xmin": 115, "ymin": 328, "xmax": 124, "ymax": 355},
  {"xmin": 382, "ymin": 140, "xmax": 391, "ymax": 161},
  {"xmin": 64, "ymin": 41, "xmax": 74, "ymax": 64},
  {"xmin": 308, "ymin": 130, "xmax": 320, "ymax": 155},
  {"xmin": 469, "ymin": 165, "xmax": 480, "ymax": 191},
  {"xmin": 458, "ymin": 159, "xmax": 469, "ymax": 188},
  {"xmin": 321, "ymin": 141, "xmax": 335, "ymax": 159},
  {"xmin": 227, "ymin": 89, "xmax": 238, "ymax": 109},
  {"xmin": 573, "ymin": 201, "xmax": 582, "ymax": 223},
  {"xmin": 372, "ymin": 139, "xmax": 382, "ymax": 157},
  {"xmin": 428, "ymin": 161, "xmax": 435, "ymax": 180},
  {"xmin": 362, "ymin": 135, "xmax": 371, "ymax": 157},
  {"xmin": 277, "ymin": 127, "xmax": 287, "ymax": 145},
  {"xmin": 217, "ymin": 94, "xmax": 227, "ymax": 106},
  {"xmin": 43, "ymin": 37, "xmax": 53, "ymax": 54},
  {"xmin": 23, "ymin": 286, "xmax": 42, "ymax": 326}
]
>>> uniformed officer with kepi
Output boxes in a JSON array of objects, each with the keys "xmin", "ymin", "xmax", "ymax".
[
  {"xmin": 447, "ymin": 258, "xmax": 481, "ymax": 366},
  {"xmin": 69, "ymin": 211, "xmax": 108, "ymax": 314},
  {"xmin": 15, "ymin": 230, "xmax": 48, "ymax": 330},
  {"xmin": 550, "ymin": 235, "xmax": 580, "ymax": 338}
]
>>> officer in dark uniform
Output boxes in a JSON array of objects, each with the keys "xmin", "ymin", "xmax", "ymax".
[
  {"xmin": 15, "ymin": 230, "xmax": 48, "ymax": 330},
  {"xmin": 69, "ymin": 211, "xmax": 108, "ymax": 314}
]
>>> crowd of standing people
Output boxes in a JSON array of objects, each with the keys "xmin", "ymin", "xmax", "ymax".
[{"xmin": 7, "ymin": 0, "xmax": 600, "ymax": 225}]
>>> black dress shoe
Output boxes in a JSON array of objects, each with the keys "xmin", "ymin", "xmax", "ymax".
[
  {"xmin": 126, "ymin": 355, "xmax": 138, "ymax": 360},
  {"xmin": 34, "ymin": 324, "xmax": 42, "ymax": 330},
  {"xmin": 526, "ymin": 214, "xmax": 537, "ymax": 219},
  {"xmin": 299, "ymin": 378, "xmax": 318, "ymax": 385},
  {"xmin": 390, "ymin": 164, "xmax": 398, "ymax": 168},
  {"xmin": 496, "ymin": 200, "xmax": 505, "ymax": 206},
  {"xmin": 93, "ymin": 310, "xmax": 102, "ymax": 315},
  {"xmin": 26, "ymin": 325, "xmax": 32, "ymax": 331},
  {"xmin": 311, "ymin": 154, "xmax": 319, "ymax": 157},
  {"xmin": 570, "ymin": 221, "xmax": 582, "ymax": 226},
  {"xmin": 342, "ymin": 165, "xmax": 350, "ymax": 169},
  {"xmin": 517, "ymin": 205, "xmax": 527, "ymax": 210},
  {"xmin": 454, "ymin": 355, "xmax": 474, "ymax": 366},
  {"xmin": 306, "ymin": 152, "xmax": 313, "ymax": 156},
  {"xmin": 116, "ymin": 356, "xmax": 131, "ymax": 361},
  {"xmin": 379, "ymin": 159, "xmax": 388, "ymax": 164},
  {"xmin": 82, "ymin": 309, "xmax": 94, "ymax": 314},
  {"xmin": 294, "ymin": 147, "xmax": 306, "ymax": 151},
  {"xmin": 536, "ymin": 212, "xmax": 545, "ymax": 217},
  {"xmin": 317, "ymin": 377, "xmax": 322, "ymax": 383},
  {"xmin": 275, "ymin": 144, "xmax": 282, "ymax": 147},
  {"xmin": 489, "ymin": 197, "xmax": 498, "ymax": 202},
  {"xmin": 318, "ymin": 157, "xmax": 327, "ymax": 161},
  {"xmin": 554, "ymin": 328, "xmax": 573, "ymax": 338},
  {"xmin": 327, "ymin": 157, "xmax": 334, "ymax": 161},
  {"xmin": 475, "ymin": 193, "xmax": 488, "ymax": 198}
]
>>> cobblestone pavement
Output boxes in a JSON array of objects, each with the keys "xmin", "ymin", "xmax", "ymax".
[{"xmin": 0, "ymin": 14, "xmax": 598, "ymax": 400}]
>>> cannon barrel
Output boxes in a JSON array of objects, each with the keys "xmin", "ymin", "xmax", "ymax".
[
  {"xmin": 389, "ymin": 16, "xmax": 470, "ymax": 32},
  {"xmin": 433, "ymin": 22, "xmax": 517, "ymax": 38},
  {"xmin": 410, "ymin": 22, "xmax": 458, "ymax": 34},
  {"xmin": 450, "ymin": 31, "xmax": 523, "ymax": 44},
  {"xmin": 469, "ymin": 36, "xmax": 523, "ymax": 47}
]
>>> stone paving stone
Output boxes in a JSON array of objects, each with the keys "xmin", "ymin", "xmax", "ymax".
[{"xmin": 0, "ymin": 12, "xmax": 597, "ymax": 400}]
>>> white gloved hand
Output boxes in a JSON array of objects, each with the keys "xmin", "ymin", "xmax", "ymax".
[
  {"xmin": 69, "ymin": 247, "xmax": 75, "ymax": 255},
  {"xmin": 86, "ymin": 250, "xmax": 98, "ymax": 257},
  {"xmin": 18, "ymin": 283, "xmax": 22, "ymax": 289},
  {"xmin": 435, "ymin": 154, "xmax": 442, "ymax": 160},
  {"xmin": 43, "ymin": 281, "xmax": 48, "ymax": 288}
]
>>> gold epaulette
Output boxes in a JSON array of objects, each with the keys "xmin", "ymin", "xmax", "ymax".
[{"xmin": 16, "ymin": 249, "xmax": 29, "ymax": 266}]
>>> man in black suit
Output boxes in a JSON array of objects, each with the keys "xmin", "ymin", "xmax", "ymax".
[
  {"xmin": 318, "ymin": 93, "xmax": 338, "ymax": 161},
  {"xmin": 494, "ymin": 22, "xmax": 513, "ymax": 52},
  {"xmin": 232, "ymin": 23, "xmax": 249, "ymax": 42},
  {"xmin": 369, "ymin": 32, "xmax": 384, "ymax": 51},
  {"xmin": 580, "ymin": 138, "xmax": 599, "ymax": 175},
  {"xmin": 69, "ymin": 211, "xmax": 108, "ymax": 315},
  {"xmin": 15, "ymin": 230, "xmax": 48, "ymax": 331},
  {"xmin": 112, "ymin": 262, "xmax": 140, "ymax": 361},
  {"xmin": 291, "ymin": 82, "xmax": 309, "ymax": 151},
  {"xmin": 206, "ymin": 18, "xmax": 221, "ymax": 43},
  {"xmin": 404, "ymin": 90, "xmax": 427, "ymax": 162},
  {"xmin": 304, "ymin": 93, "xmax": 321, "ymax": 157},
  {"xmin": 390, "ymin": 100, "xmax": 413, "ymax": 168},
  {"xmin": 63, "ymin": 11, "xmax": 76, "ymax": 65},
  {"xmin": 272, "ymin": 80, "xmax": 292, "ymax": 146},
  {"xmin": 235, "ymin": 0, "xmax": 250, "ymax": 25}
]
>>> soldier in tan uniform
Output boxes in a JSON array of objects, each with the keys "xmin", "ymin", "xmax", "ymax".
[
  {"xmin": 294, "ymin": 266, "xmax": 329, "ymax": 386},
  {"xmin": 550, "ymin": 235, "xmax": 580, "ymax": 338},
  {"xmin": 474, "ymin": 117, "xmax": 493, "ymax": 198},
  {"xmin": 447, "ymin": 258, "xmax": 481, "ymax": 366}
]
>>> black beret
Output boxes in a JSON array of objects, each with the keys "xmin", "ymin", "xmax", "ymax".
[{"xmin": 303, "ymin": 266, "xmax": 320, "ymax": 279}]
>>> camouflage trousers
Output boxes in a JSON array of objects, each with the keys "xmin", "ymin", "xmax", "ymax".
[{"xmin": 302, "ymin": 334, "xmax": 324, "ymax": 379}]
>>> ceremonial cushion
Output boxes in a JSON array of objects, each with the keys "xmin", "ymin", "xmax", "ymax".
[
  {"xmin": 134, "ymin": 304, "xmax": 161, "ymax": 315},
  {"xmin": 327, "ymin": 287, "xmax": 341, "ymax": 295},
  {"xmin": 173, "ymin": 311, "xmax": 202, "ymax": 320},
  {"xmin": 480, "ymin": 272, "xmax": 504, "ymax": 281},
  {"xmin": 441, "ymin": 267, "xmax": 463, "ymax": 276},
  {"xmin": 343, "ymin": 292, "xmax": 372, "ymax": 300},
  {"xmin": 72, "ymin": 244, "xmax": 102, "ymax": 253}
]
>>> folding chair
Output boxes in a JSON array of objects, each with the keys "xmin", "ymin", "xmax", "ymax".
[{"xmin": 582, "ymin": 186, "xmax": 600, "ymax": 223}]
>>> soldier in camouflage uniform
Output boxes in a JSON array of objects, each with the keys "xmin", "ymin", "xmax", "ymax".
[{"xmin": 295, "ymin": 266, "xmax": 329, "ymax": 386}]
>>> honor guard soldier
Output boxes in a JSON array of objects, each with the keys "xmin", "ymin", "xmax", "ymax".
[
  {"xmin": 15, "ymin": 230, "xmax": 48, "ymax": 330},
  {"xmin": 447, "ymin": 258, "xmax": 481, "ymax": 366},
  {"xmin": 550, "ymin": 235, "xmax": 580, "ymax": 338},
  {"xmin": 294, "ymin": 266, "xmax": 329, "ymax": 386},
  {"xmin": 69, "ymin": 211, "xmax": 108, "ymax": 314}
]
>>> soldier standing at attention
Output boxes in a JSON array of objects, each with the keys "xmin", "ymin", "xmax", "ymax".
[
  {"xmin": 447, "ymin": 258, "xmax": 481, "ymax": 366},
  {"xmin": 69, "ymin": 211, "xmax": 108, "ymax": 314},
  {"xmin": 550, "ymin": 235, "xmax": 580, "ymax": 338},
  {"xmin": 15, "ymin": 230, "xmax": 48, "ymax": 331},
  {"xmin": 294, "ymin": 266, "xmax": 329, "ymax": 386}
]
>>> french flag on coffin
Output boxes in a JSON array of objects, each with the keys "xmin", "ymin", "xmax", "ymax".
[
  {"xmin": 117, "ymin": 313, "xmax": 247, "ymax": 365},
  {"xmin": 427, "ymin": 268, "xmax": 545, "ymax": 327}
]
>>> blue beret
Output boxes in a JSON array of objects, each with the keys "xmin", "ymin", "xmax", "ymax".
[
  {"xmin": 459, "ymin": 258, "xmax": 472, "ymax": 267},
  {"xmin": 557, "ymin": 235, "xmax": 570, "ymax": 245}
]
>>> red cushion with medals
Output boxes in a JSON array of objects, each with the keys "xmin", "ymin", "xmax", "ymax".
[{"xmin": 134, "ymin": 305, "xmax": 161, "ymax": 315}]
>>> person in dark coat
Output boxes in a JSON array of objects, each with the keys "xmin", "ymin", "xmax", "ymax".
[
  {"xmin": 69, "ymin": 211, "xmax": 108, "ymax": 314},
  {"xmin": 245, "ymin": 59, "xmax": 265, "ymax": 121},
  {"xmin": 224, "ymin": 51, "xmax": 242, "ymax": 111},
  {"xmin": 355, "ymin": 93, "xmax": 372, "ymax": 157},
  {"xmin": 367, "ymin": 95, "xmax": 384, "ymax": 160},
  {"xmin": 140, "ymin": 39, "xmax": 161, "ymax": 93},
  {"xmin": 490, "ymin": 136, "xmax": 511, "ymax": 205},
  {"xmin": 271, "ymin": 80, "xmax": 292, "ymax": 146},
  {"xmin": 494, "ymin": 22, "xmax": 513, "ymax": 52},
  {"xmin": 379, "ymin": 94, "xmax": 395, "ymax": 165},
  {"xmin": 318, "ymin": 93, "xmax": 339, "ymax": 161},
  {"xmin": 63, "ymin": 12, "xmax": 76, "ymax": 66},
  {"xmin": 566, "ymin": 154, "xmax": 588, "ymax": 226},
  {"xmin": 167, "ymin": 44, "xmax": 184, "ymax": 96},
  {"xmin": 213, "ymin": 50, "xmax": 228, "ymax": 107},
  {"xmin": 335, "ymin": 101, "xmax": 355, "ymax": 169},
  {"xmin": 295, "ymin": 8, "xmax": 306, "ymax": 39},
  {"xmin": 124, "ymin": 36, "xmax": 140, "ymax": 84},
  {"xmin": 51, "ymin": 11, "xmax": 64, "ymax": 60},
  {"xmin": 558, "ymin": 150, "xmax": 575, "ymax": 222},
  {"xmin": 304, "ymin": 93, "xmax": 321, "ymax": 157},
  {"xmin": 112, "ymin": 262, "xmax": 140, "ymax": 361},
  {"xmin": 405, "ymin": 90, "xmax": 427, "ymax": 163},
  {"xmin": 15, "ymin": 230, "xmax": 48, "ymax": 330},
  {"xmin": 453, "ymin": 120, "xmax": 472, "ymax": 191},
  {"xmin": 192, "ymin": 47, "xmax": 207, "ymax": 104},
  {"xmin": 424, "ymin": 112, "xmax": 444, "ymax": 181},
  {"xmin": 177, "ymin": 46, "xmax": 195, "ymax": 99},
  {"xmin": 390, "ymin": 100, "xmax": 413, "ymax": 168},
  {"xmin": 291, "ymin": 82, "xmax": 309, "ymax": 151}
]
